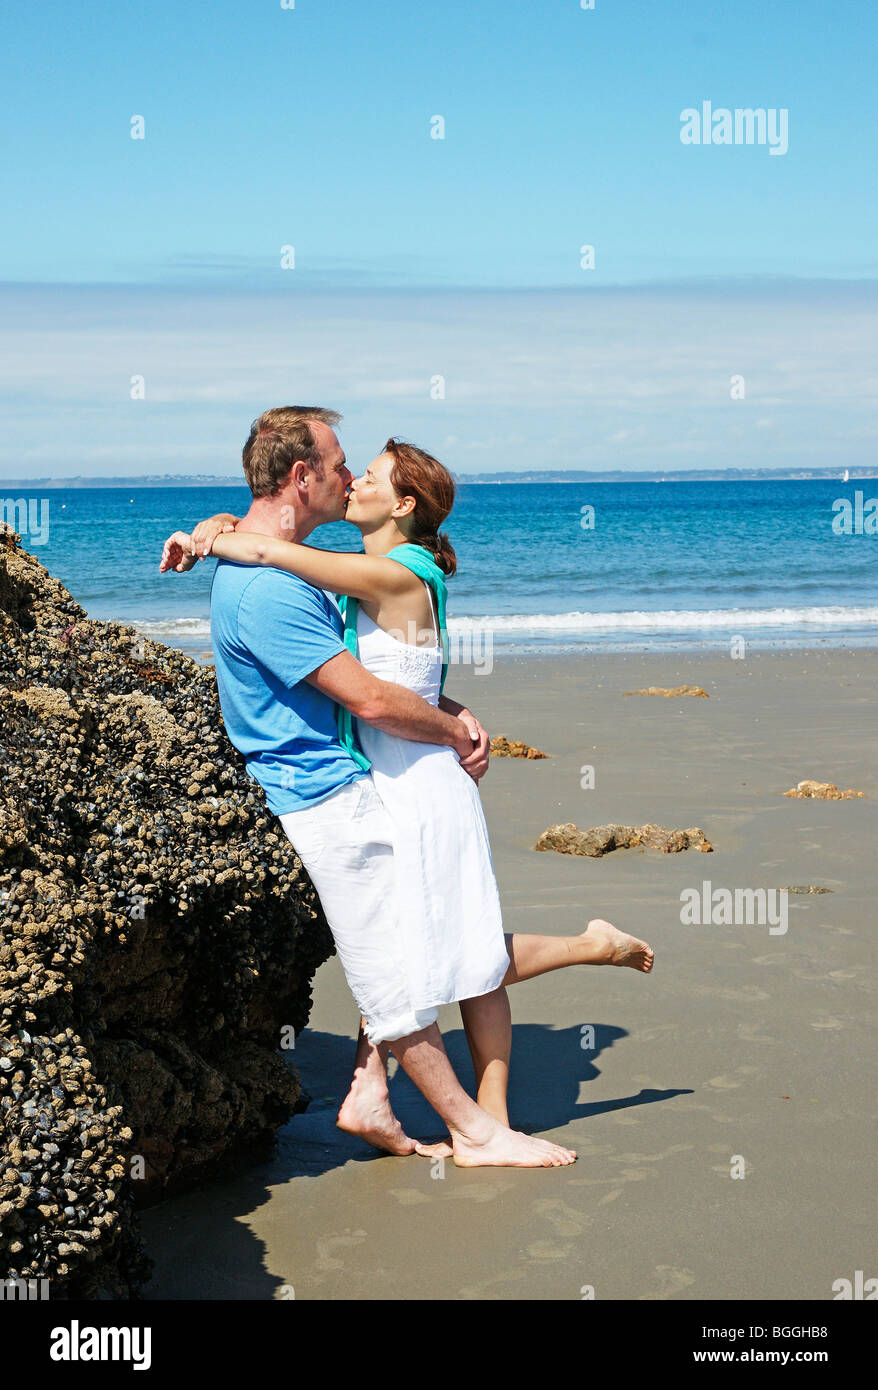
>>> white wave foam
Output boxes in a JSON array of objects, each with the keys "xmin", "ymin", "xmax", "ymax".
[
  {"xmin": 133, "ymin": 617, "xmax": 212, "ymax": 637},
  {"xmin": 448, "ymin": 606, "xmax": 878, "ymax": 634},
  {"xmin": 131, "ymin": 605, "xmax": 878, "ymax": 644}
]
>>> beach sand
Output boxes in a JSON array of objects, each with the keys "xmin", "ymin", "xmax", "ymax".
[{"xmin": 139, "ymin": 648, "xmax": 878, "ymax": 1300}]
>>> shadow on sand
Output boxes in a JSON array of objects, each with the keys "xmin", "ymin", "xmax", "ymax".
[
  {"xmin": 282, "ymin": 1021, "xmax": 691, "ymax": 1173},
  {"xmin": 139, "ymin": 1022, "xmax": 691, "ymax": 1299}
]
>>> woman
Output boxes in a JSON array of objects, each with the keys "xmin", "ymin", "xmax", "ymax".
[{"xmin": 163, "ymin": 438, "xmax": 653, "ymax": 1142}]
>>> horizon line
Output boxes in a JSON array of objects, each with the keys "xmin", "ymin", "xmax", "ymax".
[
  {"xmin": 1, "ymin": 273, "xmax": 877, "ymax": 296},
  {"xmin": 3, "ymin": 468, "xmax": 876, "ymax": 489}
]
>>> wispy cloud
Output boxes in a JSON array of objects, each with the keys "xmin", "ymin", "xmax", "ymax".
[{"xmin": 0, "ymin": 282, "xmax": 875, "ymax": 478}]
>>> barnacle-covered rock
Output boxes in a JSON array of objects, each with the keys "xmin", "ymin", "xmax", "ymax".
[{"xmin": 0, "ymin": 527, "xmax": 334, "ymax": 1296}]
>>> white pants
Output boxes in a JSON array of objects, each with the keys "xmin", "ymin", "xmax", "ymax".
[{"xmin": 278, "ymin": 777, "xmax": 440, "ymax": 1045}]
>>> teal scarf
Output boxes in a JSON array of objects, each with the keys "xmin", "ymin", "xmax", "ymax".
[{"xmin": 336, "ymin": 543, "xmax": 450, "ymax": 770}]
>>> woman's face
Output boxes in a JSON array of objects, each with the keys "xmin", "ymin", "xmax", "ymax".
[{"xmin": 345, "ymin": 452, "xmax": 406, "ymax": 531}]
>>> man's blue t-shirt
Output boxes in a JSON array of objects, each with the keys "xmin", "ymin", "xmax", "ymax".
[{"xmin": 209, "ymin": 559, "xmax": 367, "ymax": 814}]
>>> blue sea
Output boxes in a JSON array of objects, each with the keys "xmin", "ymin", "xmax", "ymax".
[{"xmin": 13, "ymin": 479, "xmax": 878, "ymax": 659}]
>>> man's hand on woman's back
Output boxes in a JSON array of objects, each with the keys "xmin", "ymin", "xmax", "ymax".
[
  {"xmin": 451, "ymin": 709, "xmax": 490, "ymax": 782},
  {"xmin": 439, "ymin": 697, "xmax": 490, "ymax": 783}
]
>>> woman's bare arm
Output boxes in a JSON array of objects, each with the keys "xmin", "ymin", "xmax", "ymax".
[
  {"xmin": 210, "ymin": 530, "xmax": 417, "ymax": 603},
  {"xmin": 159, "ymin": 513, "xmax": 239, "ymax": 572},
  {"xmin": 191, "ymin": 513, "xmax": 241, "ymax": 558}
]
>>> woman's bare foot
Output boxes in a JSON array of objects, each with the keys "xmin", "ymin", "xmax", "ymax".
[
  {"xmin": 414, "ymin": 1138, "xmax": 454, "ymax": 1160},
  {"xmin": 581, "ymin": 918, "xmax": 654, "ymax": 972},
  {"xmin": 414, "ymin": 1095, "xmax": 512, "ymax": 1160},
  {"xmin": 336, "ymin": 1087, "xmax": 418, "ymax": 1156},
  {"xmin": 452, "ymin": 1125, "xmax": 576, "ymax": 1168}
]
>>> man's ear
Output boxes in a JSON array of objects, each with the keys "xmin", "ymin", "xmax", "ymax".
[{"xmin": 289, "ymin": 460, "xmax": 309, "ymax": 497}]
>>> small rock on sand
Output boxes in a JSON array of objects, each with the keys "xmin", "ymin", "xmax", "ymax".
[
  {"xmin": 489, "ymin": 736, "xmax": 547, "ymax": 759},
  {"xmin": 783, "ymin": 780, "xmax": 865, "ymax": 800},
  {"xmin": 783, "ymin": 885, "xmax": 833, "ymax": 894},
  {"xmin": 623, "ymin": 686, "xmax": 709, "ymax": 698},
  {"xmin": 534, "ymin": 822, "xmax": 713, "ymax": 857}
]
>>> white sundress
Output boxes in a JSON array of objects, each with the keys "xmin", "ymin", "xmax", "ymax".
[{"xmin": 353, "ymin": 582, "xmax": 511, "ymax": 1009}]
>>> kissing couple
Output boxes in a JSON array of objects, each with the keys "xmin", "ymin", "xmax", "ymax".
[{"xmin": 161, "ymin": 405, "xmax": 654, "ymax": 1168}]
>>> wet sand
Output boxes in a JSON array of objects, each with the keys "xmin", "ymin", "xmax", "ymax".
[{"xmin": 139, "ymin": 648, "xmax": 878, "ymax": 1300}]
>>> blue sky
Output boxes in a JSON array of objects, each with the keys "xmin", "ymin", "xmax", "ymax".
[{"xmin": 1, "ymin": 1, "xmax": 875, "ymax": 474}]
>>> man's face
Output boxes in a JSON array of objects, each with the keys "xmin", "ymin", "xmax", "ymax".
[{"xmin": 305, "ymin": 421, "xmax": 353, "ymax": 523}]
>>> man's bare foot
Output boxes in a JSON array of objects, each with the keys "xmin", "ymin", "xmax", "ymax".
[
  {"xmin": 581, "ymin": 918, "xmax": 654, "ymax": 972},
  {"xmin": 336, "ymin": 1088, "xmax": 417, "ymax": 1156},
  {"xmin": 452, "ymin": 1124, "xmax": 577, "ymax": 1169}
]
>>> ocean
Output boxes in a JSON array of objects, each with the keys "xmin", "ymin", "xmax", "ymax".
[{"xmin": 10, "ymin": 479, "xmax": 878, "ymax": 660}]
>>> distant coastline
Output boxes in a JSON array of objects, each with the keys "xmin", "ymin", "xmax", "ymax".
[{"xmin": 1, "ymin": 467, "xmax": 877, "ymax": 489}]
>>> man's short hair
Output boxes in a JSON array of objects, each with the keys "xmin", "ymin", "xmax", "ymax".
[{"xmin": 242, "ymin": 406, "xmax": 342, "ymax": 498}]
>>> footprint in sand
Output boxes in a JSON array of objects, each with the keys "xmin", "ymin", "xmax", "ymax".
[
  {"xmin": 684, "ymin": 1101, "xmax": 738, "ymax": 1123},
  {"xmin": 388, "ymin": 1188, "xmax": 432, "ymax": 1206},
  {"xmin": 737, "ymin": 1021, "xmax": 777, "ymax": 1044},
  {"xmin": 458, "ymin": 1269, "xmax": 529, "ymax": 1300},
  {"xmin": 635, "ymin": 1023, "xmax": 678, "ymax": 1043},
  {"xmin": 532, "ymin": 1198, "xmax": 590, "ymax": 1238},
  {"xmin": 638, "ymin": 1265, "xmax": 697, "ymax": 1300},
  {"xmin": 314, "ymin": 1228, "xmax": 368, "ymax": 1272},
  {"xmin": 705, "ymin": 1065, "xmax": 761, "ymax": 1090},
  {"xmin": 569, "ymin": 1167, "xmax": 649, "ymax": 1188},
  {"xmin": 447, "ymin": 1181, "xmax": 515, "ymax": 1204},
  {"xmin": 526, "ymin": 1238, "xmax": 575, "ymax": 1261},
  {"xmin": 698, "ymin": 983, "xmax": 772, "ymax": 1002},
  {"xmin": 614, "ymin": 1143, "xmax": 694, "ymax": 1163}
]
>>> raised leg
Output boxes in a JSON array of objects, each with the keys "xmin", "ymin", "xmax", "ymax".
[
  {"xmin": 503, "ymin": 918, "xmax": 654, "ymax": 985},
  {"xmin": 419, "ymin": 920, "xmax": 655, "ymax": 1156}
]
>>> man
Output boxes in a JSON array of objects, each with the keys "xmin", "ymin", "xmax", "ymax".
[{"xmin": 162, "ymin": 406, "xmax": 575, "ymax": 1167}]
